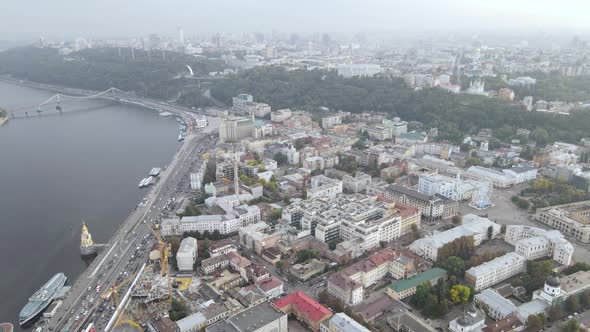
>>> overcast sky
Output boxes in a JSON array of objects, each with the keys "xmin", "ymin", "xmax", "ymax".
[{"xmin": 2, "ymin": 0, "xmax": 589, "ymax": 41}]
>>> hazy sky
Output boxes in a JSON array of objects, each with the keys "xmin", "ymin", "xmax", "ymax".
[{"xmin": 2, "ymin": 0, "xmax": 590, "ymax": 41}]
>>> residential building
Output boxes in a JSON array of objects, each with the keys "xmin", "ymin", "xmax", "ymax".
[
  {"xmin": 246, "ymin": 263, "xmax": 270, "ymax": 283},
  {"xmin": 286, "ymin": 194, "xmax": 420, "ymax": 251},
  {"xmin": 327, "ymin": 249, "xmax": 415, "ymax": 305},
  {"xmin": 465, "ymin": 253, "xmax": 527, "ymax": 291},
  {"xmin": 307, "ymin": 175, "xmax": 343, "ymax": 199},
  {"xmin": 303, "ymin": 155, "xmax": 339, "ymax": 171},
  {"xmin": 409, "ymin": 214, "xmax": 501, "ymax": 261},
  {"xmin": 498, "ymin": 88, "xmax": 515, "ymax": 101},
  {"xmin": 534, "ymin": 201, "xmax": 590, "ymax": 243},
  {"xmin": 160, "ymin": 218, "xmax": 182, "ymax": 237},
  {"xmin": 271, "ymin": 109, "xmax": 292, "ymax": 122},
  {"xmin": 173, "ymin": 205, "xmax": 260, "ymax": 236},
  {"xmin": 338, "ymin": 64, "xmax": 382, "ymax": 78},
  {"xmin": 201, "ymin": 255, "xmax": 230, "ymax": 275},
  {"xmin": 322, "ymin": 115, "xmax": 342, "ymax": 129},
  {"xmin": 342, "ymin": 172, "xmax": 372, "ymax": 193},
  {"xmin": 232, "ymin": 94, "xmax": 253, "ymax": 113},
  {"xmin": 385, "ymin": 184, "xmax": 458, "ymax": 221},
  {"xmin": 190, "ymin": 161, "xmax": 207, "ymax": 190},
  {"xmin": 274, "ymin": 291, "xmax": 333, "ymax": 332},
  {"xmin": 505, "ymin": 225, "xmax": 574, "ymax": 266},
  {"xmin": 282, "ymin": 144, "xmax": 300, "ymax": 165},
  {"xmin": 239, "ymin": 222, "xmax": 282, "ymax": 255},
  {"xmin": 228, "ymin": 252, "xmax": 252, "ymax": 280},
  {"xmin": 290, "ymin": 259, "xmax": 326, "ymax": 282},
  {"xmin": 256, "ymin": 276, "xmax": 284, "ymax": 299},
  {"xmin": 208, "ymin": 243, "xmax": 237, "ymax": 257},
  {"xmin": 177, "ymin": 237, "xmax": 198, "ymax": 272},
  {"xmin": 366, "ymin": 124, "xmax": 393, "ymax": 141},
  {"xmin": 386, "ymin": 268, "xmax": 447, "ymax": 300}
]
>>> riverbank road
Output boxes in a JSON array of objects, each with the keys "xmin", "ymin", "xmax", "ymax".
[{"xmin": 45, "ymin": 127, "xmax": 219, "ymax": 332}]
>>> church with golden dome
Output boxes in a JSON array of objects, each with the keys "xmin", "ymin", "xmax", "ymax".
[{"xmin": 80, "ymin": 222, "xmax": 98, "ymax": 256}]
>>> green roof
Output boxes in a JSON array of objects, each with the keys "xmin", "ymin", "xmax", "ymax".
[
  {"xmin": 399, "ymin": 131, "xmax": 426, "ymax": 140},
  {"xmin": 388, "ymin": 267, "xmax": 447, "ymax": 293}
]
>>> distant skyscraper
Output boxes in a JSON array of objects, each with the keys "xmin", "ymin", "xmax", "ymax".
[{"xmin": 178, "ymin": 26, "xmax": 185, "ymax": 45}]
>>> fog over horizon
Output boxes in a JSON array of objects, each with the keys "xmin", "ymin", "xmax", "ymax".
[{"xmin": 2, "ymin": 0, "xmax": 590, "ymax": 42}]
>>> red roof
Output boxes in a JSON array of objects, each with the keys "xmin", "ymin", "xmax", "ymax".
[
  {"xmin": 256, "ymin": 276, "xmax": 283, "ymax": 292},
  {"xmin": 273, "ymin": 291, "xmax": 332, "ymax": 323}
]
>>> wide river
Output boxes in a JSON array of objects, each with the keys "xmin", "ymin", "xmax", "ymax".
[{"xmin": 0, "ymin": 81, "xmax": 180, "ymax": 329}]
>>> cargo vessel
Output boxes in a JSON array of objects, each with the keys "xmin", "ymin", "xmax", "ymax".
[{"xmin": 19, "ymin": 273, "xmax": 67, "ymax": 326}]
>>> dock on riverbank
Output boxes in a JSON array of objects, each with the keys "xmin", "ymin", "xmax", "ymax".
[{"xmin": 0, "ymin": 117, "xmax": 8, "ymax": 126}]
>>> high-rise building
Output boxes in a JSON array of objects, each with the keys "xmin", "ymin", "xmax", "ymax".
[
  {"xmin": 176, "ymin": 237, "xmax": 197, "ymax": 271},
  {"xmin": 219, "ymin": 116, "xmax": 255, "ymax": 142},
  {"xmin": 178, "ymin": 26, "xmax": 185, "ymax": 45}
]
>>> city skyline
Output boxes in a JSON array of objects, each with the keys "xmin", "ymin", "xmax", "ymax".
[{"xmin": 2, "ymin": 0, "xmax": 590, "ymax": 41}]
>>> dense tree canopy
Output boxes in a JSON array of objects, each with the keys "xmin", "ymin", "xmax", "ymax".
[{"xmin": 0, "ymin": 46, "xmax": 224, "ymax": 102}]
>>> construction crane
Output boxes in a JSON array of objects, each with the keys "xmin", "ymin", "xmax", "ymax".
[
  {"xmin": 148, "ymin": 224, "xmax": 172, "ymax": 303},
  {"xmin": 100, "ymin": 272, "xmax": 137, "ymax": 327}
]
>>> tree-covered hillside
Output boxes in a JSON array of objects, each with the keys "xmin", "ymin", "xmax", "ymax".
[
  {"xmin": 211, "ymin": 67, "xmax": 590, "ymax": 144},
  {"xmin": 0, "ymin": 46, "xmax": 224, "ymax": 100}
]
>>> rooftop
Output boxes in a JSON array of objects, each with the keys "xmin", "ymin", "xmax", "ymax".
[
  {"xmin": 273, "ymin": 291, "xmax": 332, "ymax": 323},
  {"xmin": 256, "ymin": 276, "xmax": 284, "ymax": 292},
  {"xmin": 201, "ymin": 255, "xmax": 229, "ymax": 269},
  {"xmin": 388, "ymin": 268, "xmax": 447, "ymax": 293},
  {"xmin": 207, "ymin": 301, "xmax": 286, "ymax": 332},
  {"xmin": 465, "ymin": 252, "xmax": 525, "ymax": 279},
  {"xmin": 330, "ymin": 313, "xmax": 371, "ymax": 332},
  {"xmin": 474, "ymin": 289, "xmax": 517, "ymax": 316},
  {"xmin": 482, "ymin": 317, "xmax": 523, "ymax": 332},
  {"xmin": 561, "ymin": 270, "xmax": 590, "ymax": 295}
]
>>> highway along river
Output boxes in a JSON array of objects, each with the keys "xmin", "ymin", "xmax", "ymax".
[{"xmin": 0, "ymin": 81, "xmax": 180, "ymax": 330}]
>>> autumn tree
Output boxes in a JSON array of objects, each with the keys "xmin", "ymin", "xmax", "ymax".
[{"xmin": 450, "ymin": 285, "xmax": 471, "ymax": 304}]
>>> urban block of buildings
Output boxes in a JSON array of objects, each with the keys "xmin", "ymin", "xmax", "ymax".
[
  {"xmin": 385, "ymin": 184, "xmax": 459, "ymax": 221},
  {"xmin": 409, "ymin": 214, "xmax": 501, "ymax": 261},
  {"xmin": 327, "ymin": 249, "xmax": 416, "ymax": 305}
]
